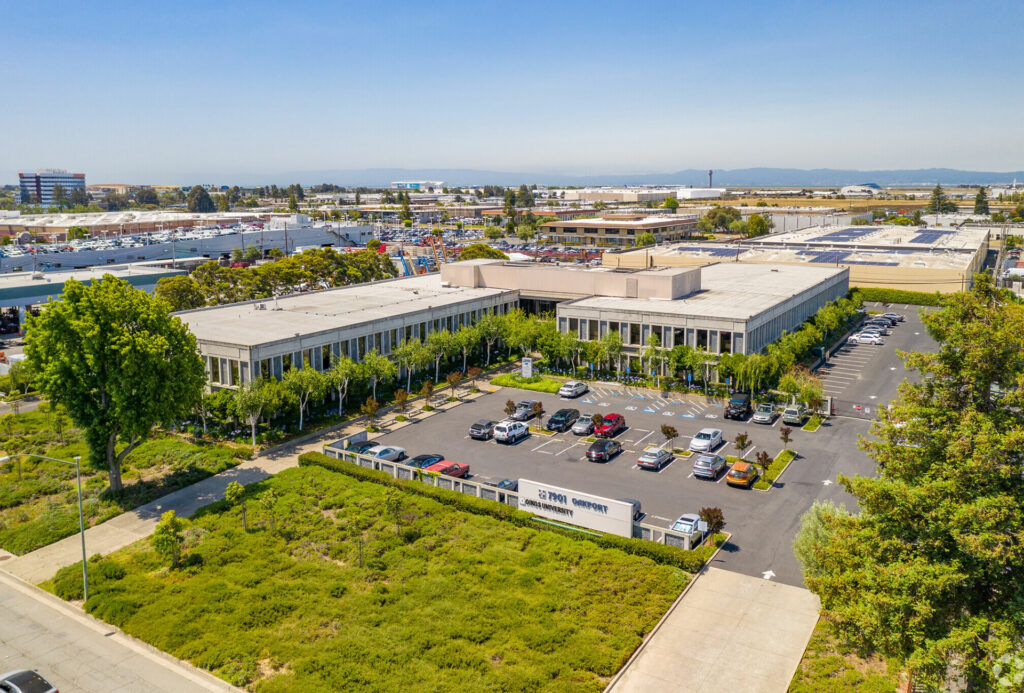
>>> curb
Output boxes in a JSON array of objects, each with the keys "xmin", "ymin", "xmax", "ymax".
[{"xmin": 0, "ymin": 568, "xmax": 239, "ymax": 692}]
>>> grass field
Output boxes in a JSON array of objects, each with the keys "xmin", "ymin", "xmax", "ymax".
[
  {"xmin": 48, "ymin": 465, "xmax": 689, "ymax": 691},
  {"xmin": 789, "ymin": 618, "xmax": 899, "ymax": 692},
  {"xmin": 0, "ymin": 405, "xmax": 249, "ymax": 555}
]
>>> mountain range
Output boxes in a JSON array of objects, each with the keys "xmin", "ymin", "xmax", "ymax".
[{"xmin": 215, "ymin": 167, "xmax": 1024, "ymax": 188}]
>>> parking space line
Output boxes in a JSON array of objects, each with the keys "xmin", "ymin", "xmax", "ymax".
[
  {"xmin": 635, "ymin": 431, "xmax": 654, "ymax": 446},
  {"xmin": 771, "ymin": 417, "xmax": 781, "ymax": 428},
  {"xmin": 742, "ymin": 445, "xmax": 756, "ymax": 459},
  {"xmin": 716, "ymin": 469, "xmax": 728, "ymax": 484}
]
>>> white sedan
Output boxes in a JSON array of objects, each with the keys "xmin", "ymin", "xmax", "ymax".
[
  {"xmin": 848, "ymin": 332, "xmax": 884, "ymax": 345},
  {"xmin": 688, "ymin": 428, "xmax": 723, "ymax": 452},
  {"xmin": 365, "ymin": 445, "xmax": 407, "ymax": 462},
  {"xmin": 558, "ymin": 380, "xmax": 588, "ymax": 398}
]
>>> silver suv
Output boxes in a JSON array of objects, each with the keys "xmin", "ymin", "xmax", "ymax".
[{"xmin": 493, "ymin": 421, "xmax": 529, "ymax": 444}]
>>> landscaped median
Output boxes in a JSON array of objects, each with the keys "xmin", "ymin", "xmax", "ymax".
[
  {"xmin": 802, "ymin": 414, "xmax": 823, "ymax": 432},
  {"xmin": 754, "ymin": 449, "xmax": 797, "ymax": 490},
  {"xmin": 41, "ymin": 455, "xmax": 719, "ymax": 691},
  {"xmin": 490, "ymin": 373, "xmax": 564, "ymax": 393}
]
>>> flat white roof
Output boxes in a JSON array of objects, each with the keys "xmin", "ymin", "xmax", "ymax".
[
  {"xmin": 746, "ymin": 224, "xmax": 988, "ymax": 252},
  {"xmin": 0, "ymin": 264, "xmax": 180, "ymax": 291},
  {"xmin": 178, "ymin": 273, "xmax": 514, "ymax": 347},
  {"xmin": 563, "ymin": 263, "xmax": 846, "ymax": 321}
]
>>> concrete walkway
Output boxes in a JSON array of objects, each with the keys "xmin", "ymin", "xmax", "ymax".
[
  {"xmin": 2, "ymin": 388, "xmax": 490, "ymax": 585},
  {"xmin": 0, "ymin": 570, "xmax": 237, "ymax": 692},
  {"xmin": 608, "ymin": 567, "xmax": 820, "ymax": 693}
]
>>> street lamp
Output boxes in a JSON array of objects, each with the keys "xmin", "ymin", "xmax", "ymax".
[{"xmin": 1, "ymin": 453, "xmax": 88, "ymax": 600}]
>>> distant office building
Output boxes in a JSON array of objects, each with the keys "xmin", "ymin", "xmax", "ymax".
[
  {"xmin": 562, "ymin": 188, "xmax": 675, "ymax": 204},
  {"xmin": 391, "ymin": 181, "xmax": 446, "ymax": 191},
  {"xmin": 840, "ymin": 184, "xmax": 883, "ymax": 197},
  {"xmin": 540, "ymin": 214, "xmax": 700, "ymax": 247},
  {"xmin": 18, "ymin": 170, "xmax": 86, "ymax": 205}
]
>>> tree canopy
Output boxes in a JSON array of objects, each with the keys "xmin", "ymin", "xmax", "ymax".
[
  {"xmin": 24, "ymin": 276, "xmax": 206, "ymax": 491},
  {"xmin": 456, "ymin": 243, "xmax": 508, "ymax": 261},
  {"xmin": 187, "ymin": 186, "xmax": 215, "ymax": 213},
  {"xmin": 800, "ymin": 275, "xmax": 1024, "ymax": 688}
]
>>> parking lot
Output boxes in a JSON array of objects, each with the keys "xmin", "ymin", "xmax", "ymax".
[{"xmin": 361, "ymin": 309, "xmax": 938, "ymax": 587}]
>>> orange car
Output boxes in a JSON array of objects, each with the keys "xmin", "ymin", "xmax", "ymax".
[{"xmin": 725, "ymin": 461, "xmax": 758, "ymax": 488}]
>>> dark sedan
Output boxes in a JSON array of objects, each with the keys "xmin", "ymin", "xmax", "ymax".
[
  {"xmin": 407, "ymin": 453, "xmax": 445, "ymax": 469},
  {"xmin": 586, "ymin": 439, "xmax": 622, "ymax": 462}
]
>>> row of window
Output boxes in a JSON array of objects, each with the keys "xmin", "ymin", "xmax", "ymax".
[
  {"xmin": 560, "ymin": 317, "xmax": 743, "ymax": 354},
  {"xmin": 206, "ymin": 302, "xmax": 515, "ymax": 387}
]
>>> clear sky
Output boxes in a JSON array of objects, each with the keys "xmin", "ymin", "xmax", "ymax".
[{"xmin": 3, "ymin": 0, "xmax": 1023, "ymax": 183}]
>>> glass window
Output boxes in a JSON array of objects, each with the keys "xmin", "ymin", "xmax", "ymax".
[
  {"xmin": 357, "ymin": 336, "xmax": 366, "ymax": 359},
  {"xmin": 569, "ymin": 318, "xmax": 578, "ymax": 333},
  {"xmin": 673, "ymin": 328, "xmax": 685, "ymax": 349},
  {"xmin": 720, "ymin": 331, "xmax": 732, "ymax": 354},
  {"xmin": 405, "ymin": 325, "xmax": 412, "ymax": 342},
  {"xmin": 321, "ymin": 345, "xmax": 331, "ymax": 370},
  {"xmin": 302, "ymin": 349, "xmax": 312, "ymax": 368},
  {"xmin": 629, "ymin": 323, "xmax": 640, "ymax": 345},
  {"xmin": 209, "ymin": 357, "xmax": 220, "ymax": 383},
  {"xmin": 588, "ymin": 320, "xmax": 598, "ymax": 340},
  {"xmin": 697, "ymin": 329, "xmax": 709, "ymax": 350},
  {"xmin": 260, "ymin": 359, "xmax": 271, "ymax": 379},
  {"xmin": 652, "ymin": 325, "xmax": 663, "ymax": 343},
  {"xmin": 230, "ymin": 360, "xmax": 239, "ymax": 385},
  {"xmin": 282, "ymin": 353, "xmax": 293, "ymax": 372}
]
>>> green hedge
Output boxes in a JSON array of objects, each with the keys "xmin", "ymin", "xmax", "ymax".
[
  {"xmin": 490, "ymin": 373, "xmax": 564, "ymax": 393},
  {"xmin": 299, "ymin": 452, "xmax": 722, "ymax": 572},
  {"xmin": 850, "ymin": 287, "xmax": 943, "ymax": 306}
]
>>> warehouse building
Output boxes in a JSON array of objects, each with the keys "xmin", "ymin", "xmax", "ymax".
[
  {"xmin": 602, "ymin": 224, "xmax": 989, "ymax": 293},
  {"xmin": 540, "ymin": 214, "xmax": 700, "ymax": 247}
]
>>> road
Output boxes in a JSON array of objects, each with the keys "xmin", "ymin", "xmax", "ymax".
[{"xmin": 0, "ymin": 570, "xmax": 235, "ymax": 692}]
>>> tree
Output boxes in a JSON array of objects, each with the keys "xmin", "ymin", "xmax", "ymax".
[
  {"xmin": 259, "ymin": 488, "xmax": 278, "ymax": 534},
  {"xmin": 467, "ymin": 366, "xmax": 483, "ymax": 390},
  {"xmin": 224, "ymin": 480, "xmax": 247, "ymax": 531},
  {"xmin": 974, "ymin": 186, "xmax": 990, "ymax": 215},
  {"xmin": 69, "ymin": 187, "xmax": 88, "ymax": 206},
  {"xmin": 328, "ymin": 356, "xmax": 360, "ymax": 415},
  {"xmin": 779, "ymin": 426, "xmax": 792, "ymax": 449},
  {"xmin": 792, "ymin": 499, "xmax": 848, "ymax": 580},
  {"xmin": 699, "ymin": 507, "xmax": 726, "ymax": 535},
  {"xmin": 531, "ymin": 401, "xmax": 545, "ymax": 426},
  {"xmin": 362, "ymin": 349, "xmax": 396, "ymax": 400},
  {"xmin": 483, "ymin": 225, "xmax": 504, "ymax": 240},
  {"xmin": 392, "ymin": 339, "xmax": 425, "ymax": 392},
  {"xmin": 661, "ymin": 424, "xmax": 677, "ymax": 450},
  {"xmin": 419, "ymin": 380, "xmax": 435, "ymax": 408},
  {"xmin": 635, "ymin": 231, "xmax": 656, "ymax": 247},
  {"xmin": 216, "ymin": 194, "xmax": 230, "ymax": 212},
  {"xmin": 642, "ymin": 333, "xmax": 667, "ymax": 385},
  {"xmin": 360, "ymin": 396, "xmax": 379, "ymax": 429},
  {"xmin": 925, "ymin": 183, "xmax": 957, "ymax": 214},
  {"xmin": 697, "ymin": 206, "xmax": 742, "ymax": 232},
  {"xmin": 477, "ymin": 312, "xmax": 503, "ymax": 365},
  {"xmin": 801, "ymin": 276, "xmax": 1024, "ymax": 688},
  {"xmin": 234, "ymin": 377, "xmax": 273, "ymax": 446},
  {"xmin": 426, "ymin": 330, "xmax": 457, "ymax": 382},
  {"xmin": 288, "ymin": 193, "xmax": 298, "ymax": 211},
  {"xmin": 186, "ymin": 185, "xmax": 215, "ymax": 213},
  {"xmin": 662, "ymin": 196, "xmax": 679, "ymax": 212},
  {"xmin": 51, "ymin": 184, "xmax": 68, "ymax": 207},
  {"xmin": 135, "ymin": 188, "xmax": 158, "ymax": 206},
  {"xmin": 394, "ymin": 388, "xmax": 409, "ymax": 417},
  {"xmin": 515, "ymin": 227, "xmax": 535, "ymax": 241},
  {"xmin": 399, "ymin": 195, "xmax": 412, "ymax": 223},
  {"xmin": 455, "ymin": 324, "xmax": 479, "ymax": 373},
  {"xmin": 151, "ymin": 510, "xmax": 185, "ymax": 567},
  {"xmin": 504, "ymin": 399, "xmax": 517, "ymax": 418},
  {"xmin": 733, "ymin": 432, "xmax": 750, "ymax": 455},
  {"xmin": 282, "ymin": 361, "xmax": 327, "ymax": 431},
  {"xmin": 366, "ymin": 238, "xmax": 381, "ymax": 251},
  {"xmin": 446, "ymin": 371, "xmax": 462, "ymax": 399},
  {"xmin": 384, "ymin": 490, "xmax": 403, "ymax": 536},
  {"xmin": 154, "ymin": 275, "xmax": 205, "ymax": 311},
  {"xmin": 457, "ymin": 243, "xmax": 508, "ymax": 261},
  {"xmin": 746, "ymin": 213, "xmax": 770, "ymax": 237},
  {"xmin": 754, "ymin": 449, "xmax": 772, "ymax": 481},
  {"xmin": 66, "ymin": 225, "xmax": 89, "ymax": 241},
  {"xmin": 25, "ymin": 276, "xmax": 205, "ymax": 492}
]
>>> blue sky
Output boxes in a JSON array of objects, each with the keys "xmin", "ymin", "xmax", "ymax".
[{"xmin": 3, "ymin": 0, "xmax": 1023, "ymax": 183}]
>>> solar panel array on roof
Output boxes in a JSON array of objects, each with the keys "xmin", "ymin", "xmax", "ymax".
[
  {"xmin": 811, "ymin": 227, "xmax": 877, "ymax": 242},
  {"xmin": 671, "ymin": 246, "xmax": 742, "ymax": 257},
  {"xmin": 801, "ymin": 250, "xmax": 851, "ymax": 264},
  {"xmin": 910, "ymin": 230, "xmax": 955, "ymax": 244}
]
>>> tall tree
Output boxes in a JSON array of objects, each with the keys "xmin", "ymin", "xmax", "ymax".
[
  {"xmin": 800, "ymin": 275, "xmax": 1024, "ymax": 688},
  {"xmin": 328, "ymin": 356, "xmax": 360, "ymax": 415},
  {"xmin": 426, "ymin": 330, "xmax": 457, "ymax": 382},
  {"xmin": 135, "ymin": 188, "xmax": 158, "ymax": 206},
  {"xmin": 24, "ymin": 277, "xmax": 205, "ymax": 491},
  {"xmin": 69, "ymin": 187, "xmax": 88, "ymax": 206},
  {"xmin": 974, "ymin": 186, "xmax": 990, "ymax": 215},
  {"xmin": 154, "ymin": 275, "xmax": 206, "ymax": 311},
  {"xmin": 51, "ymin": 184, "xmax": 68, "ymax": 207},
  {"xmin": 234, "ymin": 377, "xmax": 273, "ymax": 447},
  {"xmin": 361, "ymin": 349, "xmax": 396, "ymax": 400},
  {"xmin": 186, "ymin": 185, "xmax": 215, "ymax": 213},
  {"xmin": 457, "ymin": 243, "xmax": 508, "ymax": 261},
  {"xmin": 282, "ymin": 361, "xmax": 327, "ymax": 431}
]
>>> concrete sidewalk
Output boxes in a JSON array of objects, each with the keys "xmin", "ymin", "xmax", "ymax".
[
  {"xmin": 608, "ymin": 567, "xmax": 820, "ymax": 693},
  {"xmin": 3, "ymin": 388, "xmax": 490, "ymax": 585},
  {"xmin": 0, "ymin": 570, "xmax": 237, "ymax": 692}
]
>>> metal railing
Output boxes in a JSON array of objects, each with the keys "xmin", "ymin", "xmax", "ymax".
[{"xmin": 324, "ymin": 444, "xmax": 704, "ymax": 549}]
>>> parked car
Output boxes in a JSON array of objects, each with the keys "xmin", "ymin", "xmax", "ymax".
[
  {"xmin": 848, "ymin": 332, "xmax": 884, "ymax": 345},
  {"xmin": 407, "ymin": 453, "xmax": 445, "ymax": 469},
  {"xmin": 637, "ymin": 447, "xmax": 673, "ymax": 471},
  {"xmin": 870, "ymin": 315, "xmax": 898, "ymax": 326},
  {"xmin": 724, "ymin": 392, "xmax": 752, "ymax": 420},
  {"xmin": 671, "ymin": 513, "xmax": 701, "ymax": 534},
  {"xmin": 494, "ymin": 478, "xmax": 518, "ymax": 491},
  {"xmin": 346, "ymin": 441, "xmax": 377, "ymax": 454},
  {"xmin": 511, "ymin": 400, "xmax": 540, "ymax": 421},
  {"xmin": 617, "ymin": 498, "xmax": 643, "ymax": 521},
  {"xmin": 546, "ymin": 408, "xmax": 580, "ymax": 432},
  {"xmin": 0, "ymin": 670, "xmax": 58, "ymax": 693},
  {"xmin": 494, "ymin": 420, "xmax": 529, "ymax": 444},
  {"xmin": 726, "ymin": 461, "xmax": 758, "ymax": 488},
  {"xmin": 692, "ymin": 453, "xmax": 727, "ymax": 479},
  {"xmin": 689, "ymin": 428, "xmax": 723, "ymax": 452},
  {"xmin": 572, "ymin": 413, "xmax": 597, "ymax": 435},
  {"xmin": 558, "ymin": 380, "xmax": 588, "ymax": 398},
  {"xmin": 595, "ymin": 413, "xmax": 626, "ymax": 437},
  {"xmin": 586, "ymin": 439, "xmax": 622, "ymax": 461},
  {"xmin": 365, "ymin": 445, "xmax": 407, "ymax": 462},
  {"xmin": 752, "ymin": 403, "xmax": 778, "ymax": 425},
  {"xmin": 469, "ymin": 419, "xmax": 497, "ymax": 440},
  {"xmin": 782, "ymin": 404, "xmax": 807, "ymax": 425},
  {"xmin": 881, "ymin": 312, "xmax": 905, "ymax": 322},
  {"xmin": 424, "ymin": 460, "xmax": 470, "ymax": 478},
  {"xmin": 862, "ymin": 322, "xmax": 891, "ymax": 335}
]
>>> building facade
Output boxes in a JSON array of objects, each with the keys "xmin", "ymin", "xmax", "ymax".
[
  {"xmin": 18, "ymin": 170, "xmax": 86, "ymax": 205},
  {"xmin": 541, "ymin": 215, "xmax": 700, "ymax": 247}
]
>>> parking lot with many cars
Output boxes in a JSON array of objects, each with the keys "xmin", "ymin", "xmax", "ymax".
[{"xmin": 363, "ymin": 311, "xmax": 937, "ymax": 586}]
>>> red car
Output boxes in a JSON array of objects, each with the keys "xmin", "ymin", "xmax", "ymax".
[
  {"xmin": 595, "ymin": 413, "xmax": 626, "ymax": 438},
  {"xmin": 424, "ymin": 460, "xmax": 470, "ymax": 478}
]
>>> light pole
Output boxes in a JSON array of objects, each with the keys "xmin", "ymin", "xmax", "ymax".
[{"xmin": 1, "ymin": 453, "xmax": 87, "ymax": 599}]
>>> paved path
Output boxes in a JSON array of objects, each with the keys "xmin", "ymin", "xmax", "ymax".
[
  {"xmin": 0, "ymin": 570, "xmax": 236, "ymax": 692},
  {"xmin": 608, "ymin": 567, "xmax": 820, "ymax": 693},
  {"xmin": 3, "ymin": 389, "xmax": 488, "ymax": 585}
]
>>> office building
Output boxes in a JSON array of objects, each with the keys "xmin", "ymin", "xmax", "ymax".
[
  {"xmin": 18, "ymin": 170, "xmax": 86, "ymax": 205},
  {"xmin": 540, "ymin": 214, "xmax": 700, "ymax": 247}
]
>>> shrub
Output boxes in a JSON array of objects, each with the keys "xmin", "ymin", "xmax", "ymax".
[
  {"xmin": 753, "ymin": 449, "xmax": 797, "ymax": 490},
  {"xmin": 490, "ymin": 374, "xmax": 563, "ymax": 394},
  {"xmin": 850, "ymin": 287, "xmax": 943, "ymax": 306},
  {"xmin": 803, "ymin": 414, "xmax": 823, "ymax": 432}
]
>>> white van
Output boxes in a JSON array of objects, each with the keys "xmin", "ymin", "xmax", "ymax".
[{"xmin": 493, "ymin": 421, "xmax": 529, "ymax": 444}]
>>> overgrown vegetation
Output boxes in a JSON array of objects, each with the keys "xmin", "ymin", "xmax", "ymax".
[
  {"xmin": 789, "ymin": 617, "xmax": 899, "ymax": 693},
  {"xmin": 490, "ymin": 373, "xmax": 564, "ymax": 393},
  {"xmin": 48, "ymin": 465, "xmax": 690, "ymax": 691},
  {"xmin": 0, "ymin": 404, "xmax": 248, "ymax": 555},
  {"xmin": 850, "ymin": 287, "xmax": 943, "ymax": 306}
]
